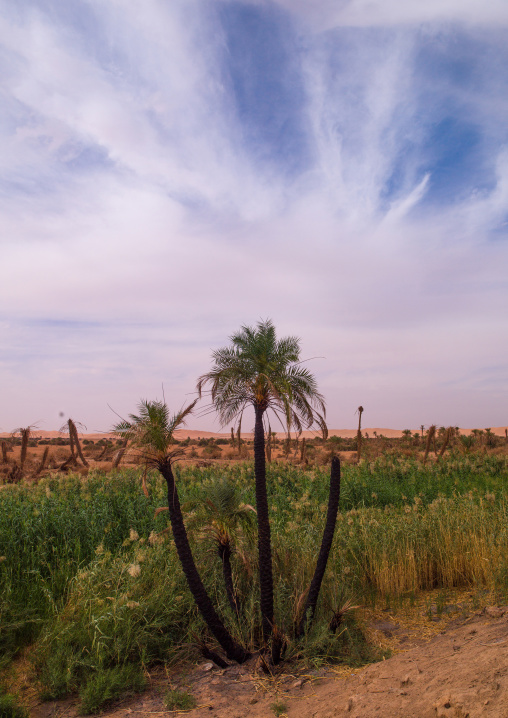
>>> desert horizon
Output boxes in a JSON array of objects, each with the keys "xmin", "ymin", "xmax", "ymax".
[{"xmin": 2, "ymin": 425, "xmax": 507, "ymax": 441}]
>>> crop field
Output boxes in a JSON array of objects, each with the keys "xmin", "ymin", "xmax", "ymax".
[{"xmin": 1, "ymin": 447, "xmax": 508, "ymax": 712}]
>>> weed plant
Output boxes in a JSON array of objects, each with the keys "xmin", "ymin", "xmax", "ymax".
[
  {"xmin": 78, "ymin": 665, "xmax": 146, "ymax": 715},
  {"xmin": 270, "ymin": 700, "xmax": 288, "ymax": 717},
  {"xmin": 164, "ymin": 690, "xmax": 196, "ymax": 711}
]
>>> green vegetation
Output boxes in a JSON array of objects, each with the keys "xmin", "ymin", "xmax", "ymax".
[
  {"xmin": 0, "ymin": 690, "xmax": 28, "ymax": 718},
  {"xmin": 78, "ymin": 665, "xmax": 146, "ymax": 715},
  {"xmin": 1, "ymin": 453, "xmax": 507, "ymax": 711},
  {"xmin": 164, "ymin": 689, "xmax": 196, "ymax": 711},
  {"xmin": 270, "ymin": 700, "xmax": 289, "ymax": 717},
  {"xmin": 114, "ymin": 398, "xmax": 249, "ymax": 663}
]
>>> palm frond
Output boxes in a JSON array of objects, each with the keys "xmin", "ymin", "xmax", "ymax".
[
  {"xmin": 113, "ymin": 398, "xmax": 197, "ymax": 467},
  {"xmin": 198, "ymin": 319, "xmax": 326, "ymax": 434}
]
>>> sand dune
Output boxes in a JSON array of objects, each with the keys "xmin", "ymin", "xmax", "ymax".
[{"xmin": 1, "ymin": 427, "xmax": 507, "ymax": 440}]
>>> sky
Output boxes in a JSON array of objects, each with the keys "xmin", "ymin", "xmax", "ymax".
[{"xmin": 1, "ymin": 0, "xmax": 508, "ymax": 433}]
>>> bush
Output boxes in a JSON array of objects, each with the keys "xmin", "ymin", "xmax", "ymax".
[
  {"xmin": 0, "ymin": 691, "xmax": 28, "ymax": 718},
  {"xmin": 34, "ymin": 537, "xmax": 200, "ymax": 699},
  {"xmin": 270, "ymin": 701, "xmax": 288, "ymax": 717},
  {"xmin": 202, "ymin": 445, "xmax": 222, "ymax": 459},
  {"xmin": 164, "ymin": 690, "xmax": 196, "ymax": 711},
  {"xmin": 78, "ymin": 665, "xmax": 146, "ymax": 714}
]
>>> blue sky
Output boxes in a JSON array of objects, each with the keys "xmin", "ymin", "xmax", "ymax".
[{"xmin": 1, "ymin": 0, "xmax": 508, "ymax": 432}]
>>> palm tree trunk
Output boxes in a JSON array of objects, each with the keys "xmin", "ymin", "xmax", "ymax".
[
  {"xmin": 254, "ymin": 406, "xmax": 274, "ymax": 643},
  {"xmin": 356, "ymin": 406, "xmax": 363, "ymax": 463},
  {"xmin": 159, "ymin": 461, "xmax": 249, "ymax": 663},
  {"xmin": 219, "ymin": 543, "xmax": 240, "ymax": 618},
  {"xmin": 20, "ymin": 428, "xmax": 30, "ymax": 470},
  {"xmin": 297, "ymin": 456, "xmax": 341, "ymax": 637},
  {"xmin": 68, "ymin": 419, "xmax": 89, "ymax": 467}
]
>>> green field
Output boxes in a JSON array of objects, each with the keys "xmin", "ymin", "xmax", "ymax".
[{"xmin": 1, "ymin": 454, "xmax": 507, "ymax": 711}]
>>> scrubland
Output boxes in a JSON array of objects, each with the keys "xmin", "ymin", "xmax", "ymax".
[{"xmin": 1, "ymin": 434, "xmax": 507, "ymax": 713}]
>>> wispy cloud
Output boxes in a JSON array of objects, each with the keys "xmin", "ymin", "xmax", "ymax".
[{"xmin": 1, "ymin": 0, "xmax": 507, "ymax": 430}]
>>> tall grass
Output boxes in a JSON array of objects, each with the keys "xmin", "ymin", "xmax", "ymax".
[
  {"xmin": 0, "ymin": 470, "xmax": 161, "ymax": 657},
  {"xmin": 1, "ymin": 454, "xmax": 507, "ymax": 707}
]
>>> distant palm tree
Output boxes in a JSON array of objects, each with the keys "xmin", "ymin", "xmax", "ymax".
[
  {"xmin": 114, "ymin": 399, "xmax": 249, "ymax": 664},
  {"xmin": 197, "ymin": 319, "xmax": 327, "ymax": 644}
]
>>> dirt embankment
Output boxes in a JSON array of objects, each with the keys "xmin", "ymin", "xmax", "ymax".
[{"xmin": 28, "ymin": 607, "xmax": 508, "ymax": 718}]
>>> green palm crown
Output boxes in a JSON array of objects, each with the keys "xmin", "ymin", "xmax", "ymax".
[{"xmin": 197, "ymin": 319, "xmax": 327, "ymax": 436}]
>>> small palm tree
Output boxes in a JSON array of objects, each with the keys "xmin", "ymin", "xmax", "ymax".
[
  {"xmin": 114, "ymin": 399, "xmax": 249, "ymax": 664},
  {"xmin": 197, "ymin": 319, "xmax": 327, "ymax": 644},
  {"xmin": 186, "ymin": 478, "xmax": 256, "ymax": 618}
]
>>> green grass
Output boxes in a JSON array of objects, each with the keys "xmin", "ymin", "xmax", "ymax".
[
  {"xmin": 270, "ymin": 700, "xmax": 288, "ymax": 717},
  {"xmin": 1, "ymin": 453, "xmax": 507, "ymax": 707},
  {"xmin": 164, "ymin": 690, "xmax": 196, "ymax": 711},
  {"xmin": 0, "ymin": 690, "xmax": 28, "ymax": 718},
  {"xmin": 78, "ymin": 665, "xmax": 147, "ymax": 714}
]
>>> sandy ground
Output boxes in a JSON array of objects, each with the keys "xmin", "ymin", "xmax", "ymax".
[{"xmin": 24, "ymin": 605, "xmax": 508, "ymax": 718}]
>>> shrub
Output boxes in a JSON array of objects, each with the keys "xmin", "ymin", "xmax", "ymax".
[
  {"xmin": 202, "ymin": 445, "xmax": 222, "ymax": 459},
  {"xmin": 164, "ymin": 690, "xmax": 196, "ymax": 711},
  {"xmin": 78, "ymin": 665, "xmax": 146, "ymax": 714},
  {"xmin": 0, "ymin": 692, "xmax": 28, "ymax": 718},
  {"xmin": 270, "ymin": 701, "xmax": 288, "ymax": 717}
]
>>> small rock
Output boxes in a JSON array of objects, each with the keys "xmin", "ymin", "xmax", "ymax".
[
  {"xmin": 249, "ymin": 698, "xmax": 258, "ymax": 705},
  {"xmin": 202, "ymin": 662, "xmax": 214, "ymax": 671},
  {"xmin": 401, "ymin": 675, "xmax": 411, "ymax": 686},
  {"xmin": 292, "ymin": 679, "xmax": 304, "ymax": 688}
]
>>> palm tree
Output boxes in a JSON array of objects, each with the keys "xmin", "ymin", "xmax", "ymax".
[
  {"xmin": 197, "ymin": 319, "xmax": 327, "ymax": 644},
  {"xmin": 186, "ymin": 478, "xmax": 256, "ymax": 619},
  {"xmin": 114, "ymin": 399, "xmax": 249, "ymax": 664}
]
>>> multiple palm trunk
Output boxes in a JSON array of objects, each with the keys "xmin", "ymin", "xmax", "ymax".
[{"xmin": 158, "ymin": 437, "xmax": 341, "ymax": 665}]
